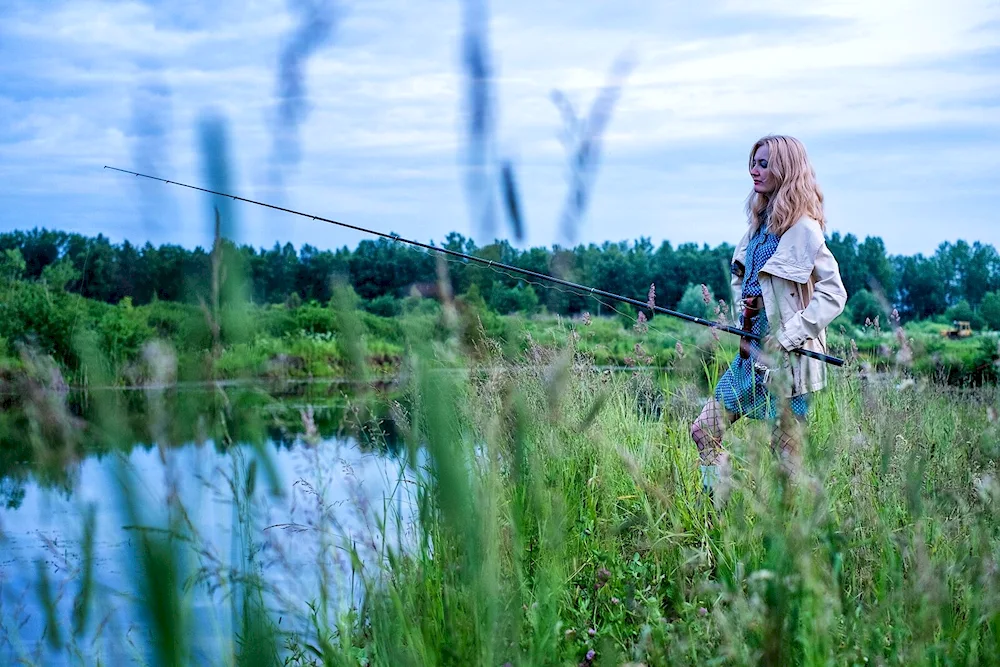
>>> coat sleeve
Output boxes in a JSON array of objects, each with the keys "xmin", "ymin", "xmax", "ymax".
[
  {"xmin": 730, "ymin": 260, "xmax": 744, "ymax": 308},
  {"xmin": 776, "ymin": 241, "xmax": 848, "ymax": 351}
]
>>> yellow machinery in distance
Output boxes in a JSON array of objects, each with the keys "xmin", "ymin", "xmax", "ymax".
[{"xmin": 942, "ymin": 320, "xmax": 973, "ymax": 339}]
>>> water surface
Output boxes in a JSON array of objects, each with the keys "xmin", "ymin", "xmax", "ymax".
[{"xmin": 0, "ymin": 383, "xmax": 414, "ymax": 665}]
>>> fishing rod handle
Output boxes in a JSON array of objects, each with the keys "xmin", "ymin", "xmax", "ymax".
[{"xmin": 791, "ymin": 346, "xmax": 845, "ymax": 367}]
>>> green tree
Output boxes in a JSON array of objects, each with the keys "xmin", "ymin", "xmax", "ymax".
[
  {"xmin": 847, "ymin": 289, "xmax": 884, "ymax": 325},
  {"xmin": 488, "ymin": 283, "xmax": 539, "ymax": 315},
  {"xmin": 944, "ymin": 299, "xmax": 985, "ymax": 330},
  {"xmin": 858, "ymin": 236, "xmax": 897, "ymax": 299},
  {"xmin": 896, "ymin": 254, "xmax": 947, "ymax": 319},
  {"xmin": 0, "ymin": 248, "xmax": 26, "ymax": 282},
  {"xmin": 981, "ymin": 291, "xmax": 1000, "ymax": 330},
  {"xmin": 677, "ymin": 283, "xmax": 714, "ymax": 320},
  {"xmin": 827, "ymin": 232, "xmax": 863, "ymax": 297},
  {"xmin": 41, "ymin": 258, "xmax": 80, "ymax": 291}
]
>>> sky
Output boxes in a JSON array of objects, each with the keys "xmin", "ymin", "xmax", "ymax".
[{"xmin": 1, "ymin": 0, "xmax": 998, "ymax": 257}]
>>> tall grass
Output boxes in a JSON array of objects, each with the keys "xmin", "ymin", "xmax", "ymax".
[
  {"xmin": 3, "ymin": 265, "xmax": 999, "ymax": 665},
  {"xmin": 324, "ymin": 313, "xmax": 1000, "ymax": 666}
]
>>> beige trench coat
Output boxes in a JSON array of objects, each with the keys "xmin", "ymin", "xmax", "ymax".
[{"xmin": 730, "ymin": 216, "xmax": 848, "ymax": 398}]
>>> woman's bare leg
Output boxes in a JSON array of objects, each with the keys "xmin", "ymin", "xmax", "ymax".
[
  {"xmin": 771, "ymin": 403, "xmax": 805, "ymax": 477},
  {"xmin": 690, "ymin": 399, "xmax": 738, "ymax": 496},
  {"xmin": 690, "ymin": 399, "xmax": 738, "ymax": 465}
]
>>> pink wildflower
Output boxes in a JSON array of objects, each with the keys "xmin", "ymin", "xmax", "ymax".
[
  {"xmin": 582, "ymin": 312, "xmax": 592, "ymax": 326},
  {"xmin": 895, "ymin": 328, "xmax": 913, "ymax": 366},
  {"xmin": 634, "ymin": 343, "xmax": 653, "ymax": 365},
  {"xmin": 675, "ymin": 341, "xmax": 684, "ymax": 357},
  {"xmin": 701, "ymin": 284, "xmax": 711, "ymax": 305},
  {"xmin": 647, "ymin": 283, "xmax": 656, "ymax": 310},
  {"xmin": 634, "ymin": 311, "xmax": 648, "ymax": 334}
]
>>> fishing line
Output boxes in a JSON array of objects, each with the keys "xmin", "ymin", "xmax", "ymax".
[{"xmin": 103, "ymin": 165, "xmax": 845, "ymax": 367}]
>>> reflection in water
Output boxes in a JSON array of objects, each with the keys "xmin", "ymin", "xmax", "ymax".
[{"xmin": 0, "ymin": 385, "xmax": 415, "ymax": 665}]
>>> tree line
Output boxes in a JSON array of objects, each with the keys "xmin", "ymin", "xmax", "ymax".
[{"xmin": 2, "ymin": 227, "xmax": 999, "ymax": 328}]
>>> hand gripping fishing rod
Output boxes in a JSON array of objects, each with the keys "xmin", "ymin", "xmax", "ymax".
[{"xmin": 104, "ymin": 166, "xmax": 844, "ymax": 367}]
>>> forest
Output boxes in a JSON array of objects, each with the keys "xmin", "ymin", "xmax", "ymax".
[{"xmin": 3, "ymin": 227, "xmax": 1000, "ymax": 329}]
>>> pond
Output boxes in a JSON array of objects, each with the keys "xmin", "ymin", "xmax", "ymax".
[{"xmin": 0, "ymin": 381, "xmax": 416, "ymax": 665}]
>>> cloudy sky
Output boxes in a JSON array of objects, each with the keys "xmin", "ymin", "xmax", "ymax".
[{"xmin": 1, "ymin": 0, "xmax": 998, "ymax": 257}]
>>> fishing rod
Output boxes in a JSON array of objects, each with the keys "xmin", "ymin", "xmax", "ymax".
[{"xmin": 104, "ymin": 165, "xmax": 844, "ymax": 367}]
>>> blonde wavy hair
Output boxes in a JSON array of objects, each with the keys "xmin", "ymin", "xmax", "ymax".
[{"xmin": 746, "ymin": 135, "xmax": 826, "ymax": 236}]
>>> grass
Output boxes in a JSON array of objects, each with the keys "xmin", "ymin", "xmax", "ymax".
[
  {"xmin": 316, "ymin": 320, "xmax": 1000, "ymax": 666},
  {"xmin": 1, "ymin": 278, "xmax": 999, "ymax": 665},
  {"xmin": 2, "ymin": 270, "xmax": 1000, "ymax": 666}
]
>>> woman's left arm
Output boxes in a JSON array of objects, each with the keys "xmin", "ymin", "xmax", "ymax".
[{"xmin": 775, "ymin": 242, "xmax": 848, "ymax": 351}]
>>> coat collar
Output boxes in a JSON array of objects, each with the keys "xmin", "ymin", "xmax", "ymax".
[{"xmin": 731, "ymin": 216, "xmax": 825, "ymax": 284}]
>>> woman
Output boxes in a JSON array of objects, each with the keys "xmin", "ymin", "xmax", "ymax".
[{"xmin": 690, "ymin": 135, "xmax": 847, "ymax": 491}]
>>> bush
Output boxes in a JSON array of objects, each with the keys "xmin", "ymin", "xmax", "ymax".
[
  {"xmin": 488, "ymin": 283, "xmax": 539, "ymax": 315},
  {"xmin": 99, "ymin": 298, "xmax": 155, "ymax": 367},
  {"xmin": 363, "ymin": 295, "xmax": 401, "ymax": 318},
  {"xmin": 0, "ymin": 281, "xmax": 92, "ymax": 368},
  {"xmin": 981, "ymin": 291, "xmax": 1000, "ymax": 330},
  {"xmin": 358, "ymin": 312, "xmax": 404, "ymax": 345},
  {"xmin": 0, "ymin": 248, "xmax": 26, "ymax": 282},
  {"xmin": 945, "ymin": 299, "xmax": 985, "ymax": 331},
  {"xmin": 292, "ymin": 304, "xmax": 337, "ymax": 335},
  {"xmin": 41, "ymin": 258, "xmax": 80, "ymax": 291},
  {"xmin": 257, "ymin": 305, "xmax": 297, "ymax": 338},
  {"xmin": 677, "ymin": 283, "xmax": 714, "ymax": 320},
  {"xmin": 848, "ymin": 289, "xmax": 885, "ymax": 325},
  {"xmin": 141, "ymin": 301, "xmax": 213, "ymax": 351}
]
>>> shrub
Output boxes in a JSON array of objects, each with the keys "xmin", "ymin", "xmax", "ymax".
[
  {"xmin": 981, "ymin": 291, "xmax": 1000, "ymax": 330},
  {"xmin": 847, "ymin": 289, "xmax": 885, "ymax": 325},
  {"xmin": 363, "ymin": 295, "xmax": 401, "ymax": 318},
  {"xmin": 677, "ymin": 283, "xmax": 713, "ymax": 320},
  {"xmin": 0, "ymin": 281, "xmax": 92, "ymax": 368},
  {"xmin": 0, "ymin": 248, "xmax": 26, "ymax": 282},
  {"xmin": 292, "ymin": 304, "xmax": 337, "ymax": 335},
  {"xmin": 99, "ymin": 298, "xmax": 155, "ymax": 367},
  {"xmin": 489, "ymin": 283, "xmax": 540, "ymax": 315},
  {"xmin": 945, "ymin": 299, "xmax": 985, "ymax": 330}
]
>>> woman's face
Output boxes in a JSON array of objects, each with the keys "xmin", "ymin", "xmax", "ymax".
[{"xmin": 750, "ymin": 144, "xmax": 773, "ymax": 194}]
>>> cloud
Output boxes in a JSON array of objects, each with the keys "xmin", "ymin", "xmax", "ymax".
[{"xmin": 0, "ymin": 0, "xmax": 997, "ymax": 257}]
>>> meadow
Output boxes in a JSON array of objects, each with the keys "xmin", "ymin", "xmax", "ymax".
[{"xmin": 1, "ymin": 280, "xmax": 999, "ymax": 666}]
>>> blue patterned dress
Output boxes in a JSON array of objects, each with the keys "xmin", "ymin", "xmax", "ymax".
[{"xmin": 713, "ymin": 218, "xmax": 809, "ymax": 419}]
